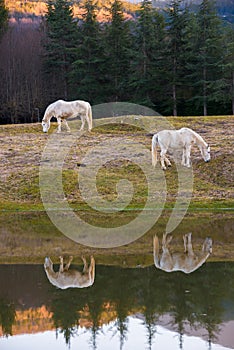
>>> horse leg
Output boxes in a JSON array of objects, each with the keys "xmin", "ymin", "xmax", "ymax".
[
  {"xmin": 182, "ymin": 148, "xmax": 186, "ymax": 166},
  {"xmin": 185, "ymin": 146, "xmax": 191, "ymax": 167},
  {"xmin": 153, "ymin": 235, "xmax": 161, "ymax": 268},
  {"xmin": 161, "ymin": 234, "xmax": 174, "ymax": 271},
  {"xmin": 160, "ymin": 150, "xmax": 167, "ymax": 170},
  {"xmin": 57, "ymin": 118, "xmax": 62, "ymax": 133},
  {"xmin": 183, "ymin": 146, "xmax": 191, "ymax": 168},
  {"xmin": 163, "ymin": 233, "xmax": 173, "ymax": 247},
  {"xmin": 63, "ymin": 119, "xmax": 71, "ymax": 132},
  {"xmin": 185, "ymin": 233, "xmax": 194, "ymax": 257},
  {"xmin": 59, "ymin": 256, "xmax": 64, "ymax": 272},
  {"xmin": 79, "ymin": 116, "xmax": 85, "ymax": 131},
  {"xmin": 89, "ymin": 256, "xmax": 95, "ymax": 284},
  {"xmin": 81, "ymin": 256, "xmax": 88, "ymax": 273},
  {"xmin": 64, "ymin": 256, "xmax": 73, "ymax": 271},
  {"xmin": 183, "ymin": 234, "xmax": 188, "ymax": 253},
  {"xmin": 164, "ymin": 156, "xmax": 171, "ymax": 167}
]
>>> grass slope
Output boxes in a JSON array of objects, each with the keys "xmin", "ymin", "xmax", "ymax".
[{"xmin": 0, "ymin": 115, "xmax": 233, "ymax": 210}]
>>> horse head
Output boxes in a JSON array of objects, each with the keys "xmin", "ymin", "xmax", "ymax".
[
  {"xmin": 42, "ymin": 120, "xmax": 50, "ymax": 133},
  {"xmin": 202, "ymin": 237, "xmax": 213, "ymax": 254},
  {"xmin": 44, "ymin": 257, "xmax": 53, "ymax": 271},
  {"xmin": 201, "ymin": 144, "xmax": 211, "ymax": 162}
]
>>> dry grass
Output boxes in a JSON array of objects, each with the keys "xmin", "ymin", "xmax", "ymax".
[
  {"xmin": 0, "ymin": 116, "xmax": 233, "ymax": 209},
  {"xmin": 0, "ymin": 116, "xmax": 233, "ymax": 264}
]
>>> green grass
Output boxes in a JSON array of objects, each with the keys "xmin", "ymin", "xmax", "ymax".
[
  {"xmin": 0, "ymin": 115, "xmax": 233, "ymax": 211},
  {"xmin": 0, "ymin": 116, "xmax": 233, "ymax": 265},
  {"xmin": 0, "ymin": 210, "xmax": 233, "ymax": 265}
]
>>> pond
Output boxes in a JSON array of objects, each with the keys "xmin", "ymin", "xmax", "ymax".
[
  {"xmin": 0, "ymin": 261, "xmax": 234, "ymax": 350},
  {"xmin": 0, "ymin": 211, "xmax": 233, "ymax": 350}
]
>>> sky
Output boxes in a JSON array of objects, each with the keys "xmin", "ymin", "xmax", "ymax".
[{"xmin": 0, "ymin": 317, "xmax": 232, "ymax": 350}]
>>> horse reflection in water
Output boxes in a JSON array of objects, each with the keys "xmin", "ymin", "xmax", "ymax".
[
  {"xmin": 44, "ymin": 256, "xmax": 95, "ymax": 289},
  {"xmin": 153, "ymin": 233, "xmax": 212, "ymax": 274}
]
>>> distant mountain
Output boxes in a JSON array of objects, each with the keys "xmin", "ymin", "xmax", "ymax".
[
  {"xmin": 152, "ymin": 0, "xmax": 234, "ymax": 24},
  {"xmin": 5, "ymin": 0, "xmax": 140, "ymax": 23},
  {"xmin": 5, "ymin": 0, "xmax": 234, "ymax": 24}
]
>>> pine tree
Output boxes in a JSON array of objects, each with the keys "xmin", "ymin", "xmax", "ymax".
[
  {"xmin": 182, "ymin": 10, "xmax": 202, "ymax": 115},
  {"xmin": 104, "ymin": 0, "xmax": 133, "ymax": 102},
  {"xmin": 163, "ymin": 0, "xmax": 187, "ymax": 116},
  {"xmin": 43, "ymin": 0, "xmax": 78, "ymax": 100},
  {"xmin": 193, "ymin": 0, "xmax": 225, "ymax": 115},
  {"xmin": 130, "ymin": 0, "xmax": 166, "ymax": 109},
  {"xmin": 222, "ymin": 25, "xmax": 234, "ymax": 114},
  {"xmin": 0, "ymin": 0, "xmax": 8, "ymax": 38},
  {"xmin": 70, "ymin": 0, "xmax": 105, "ymax": 104}
]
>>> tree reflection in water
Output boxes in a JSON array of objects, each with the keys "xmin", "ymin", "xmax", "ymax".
[
  {"xmin": 0, "ymin": 298, "xmax": 16, "ymax": 337},
  {"xmin": 0, "ymin": 262, "xmax": 234, "ymax": 349}
]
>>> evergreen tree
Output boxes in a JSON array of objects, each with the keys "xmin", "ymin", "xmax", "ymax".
[
  {"xmin": 43, "ymin": 0, "xmax": 78, "ymax": 100},
  {"xmin": 163, "ymin": 0, "xmax": 187, "ymax": 116},
  {"xmin": 70, "ymin": 0, "xmax": 105, "ymax": 104},
  {"xmin": 130, "ymin": 0, "xmax": 166, "ymax": 109},
  {"xmin": 0, "ymin": 0, "xmax": 8, "ymax": 38},
  {"xmin": 192, "ymin": 0, "xmax": 225, "ymax": 115},
  {"xmin": 222, "ymin": 25, "xmax": 234, "ymax": 114},
  {"xmin": 104, "ymin": 0, "xmax": 133, "ymax": 102},
  {"xmin": 182, "ymin": 10, "xmax": 202, "ymax": 115}
]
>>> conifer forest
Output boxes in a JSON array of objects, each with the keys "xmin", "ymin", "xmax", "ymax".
[{"xmin": 0, "ymin": 0, "xmax": 233, "ymax": 123}]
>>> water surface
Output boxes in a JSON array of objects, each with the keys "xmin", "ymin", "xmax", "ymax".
[{"xmin": 0, "ymin": 262, "xmax": 234, "ymax": 349}]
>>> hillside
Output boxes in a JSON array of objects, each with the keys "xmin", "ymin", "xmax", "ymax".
[
  {"xmin": 5, "ymin": 0, "xmax": 140, "ymax": 22},
  {"xmin": 0, "ymin": 115, "xmax": 233, "ymax": 210},
  {"xmin": 0, "ymin": 116, "xmax": 233, "ymax": 263},
  {"xmin": 152, "ymin": 0, "xmax": 234, "ymax": 23},
  {"xmin": 5, "ymin": 0, "xmax": 234, "ymax": 23}
]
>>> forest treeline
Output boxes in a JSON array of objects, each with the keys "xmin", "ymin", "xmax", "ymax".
[{"xmin": 0, "ymin": 0, "xmax": 233, "ymax": 123}]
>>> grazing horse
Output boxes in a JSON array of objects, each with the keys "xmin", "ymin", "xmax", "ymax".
[
  {"xmin": 44, "ymin": 256, "xmax": 95, "ymax": 289},
  {"xmin": 153, "ymin": 233, "xmax": 212, "ymax": 274},
  {"xmin": 41, "ymin": 99, "xmax": 92, "ymax": 133},
  {"xmin": 151, "ymin": 127, "xmax": 210, "ymax": 170}
]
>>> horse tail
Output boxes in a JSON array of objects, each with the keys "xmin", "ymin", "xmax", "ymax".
[
  {"xmin": 153, "ymin": 235, "xmax": 160, "ymax": 268},
  {"xmin": 151, "ymin": 134, "xmax": 158, "ymax": 167},
  {"xmin": 87, "ymin": 103, "xmax": 92, "ymax": 131}
]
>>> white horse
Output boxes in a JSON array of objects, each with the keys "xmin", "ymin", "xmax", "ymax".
[
  {"xmin": 153, "ymin": 233, "xmax": 212, "ymax": 274},
  {"xmin": 151, "ymin": 127, "xmax": 210, "ymax": 170},
  {"xmin": 41, "ymin": 99, "xmax": 92, "ymax": 133},
  {"xmin": 44, "ymin": 256, "xmax": 95, "ymax": 289}
]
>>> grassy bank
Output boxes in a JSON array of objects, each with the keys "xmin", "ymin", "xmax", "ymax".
[
  {"xmin": 0, "ymin": 115, "xmax": 233, "ymax": 264},
  {"xmin": 0, "ymin": 115, "xmax": 233, "ymax": 211},
  {"xmin": 0, "ymin": 210, "xmax": 233, "ymax": 265}
]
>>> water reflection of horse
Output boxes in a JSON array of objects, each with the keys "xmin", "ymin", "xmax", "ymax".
[
  {"xmin": 153, "ymin": 233, "xmax": 212, "ymax": 274},
  {"xmin": 44, "ymin": 256, "xmax": 95, "ymax": 289},
  {"xmin": 151, "ymin": 127, "xmax": 211, "ymax": 170},
  {"xmin": 41, "ymin": 99, "xmax": 92, "ymax": 133}
]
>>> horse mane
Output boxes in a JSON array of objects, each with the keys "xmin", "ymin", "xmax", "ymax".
[
  {"xmin": 43, "ymin": 105, "xmax": 54, "ymax": 122},
  {"xmin": 182, "ymin": 127, "xmax": 208, "ymax": 147}
]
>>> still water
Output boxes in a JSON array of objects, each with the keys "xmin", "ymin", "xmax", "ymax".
[{"xmin": 0, "ymin": 262, "xmax": 234, "ymax": 350}]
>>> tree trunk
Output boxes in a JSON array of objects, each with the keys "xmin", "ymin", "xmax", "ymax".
[
  {"xmin": 203, "ymin": 66, "xmax": 207, "ymax": 116},
  {"xmin": 232, "ymin": 71, "xmax": 234, "ymax": 115},
  {"xmin": 173, "ymin": 83, "xmax": 177, "ymax": 116},
  {"xmin": 173, "ymin": 57, "xmax": 177, "ymax": 116}
]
